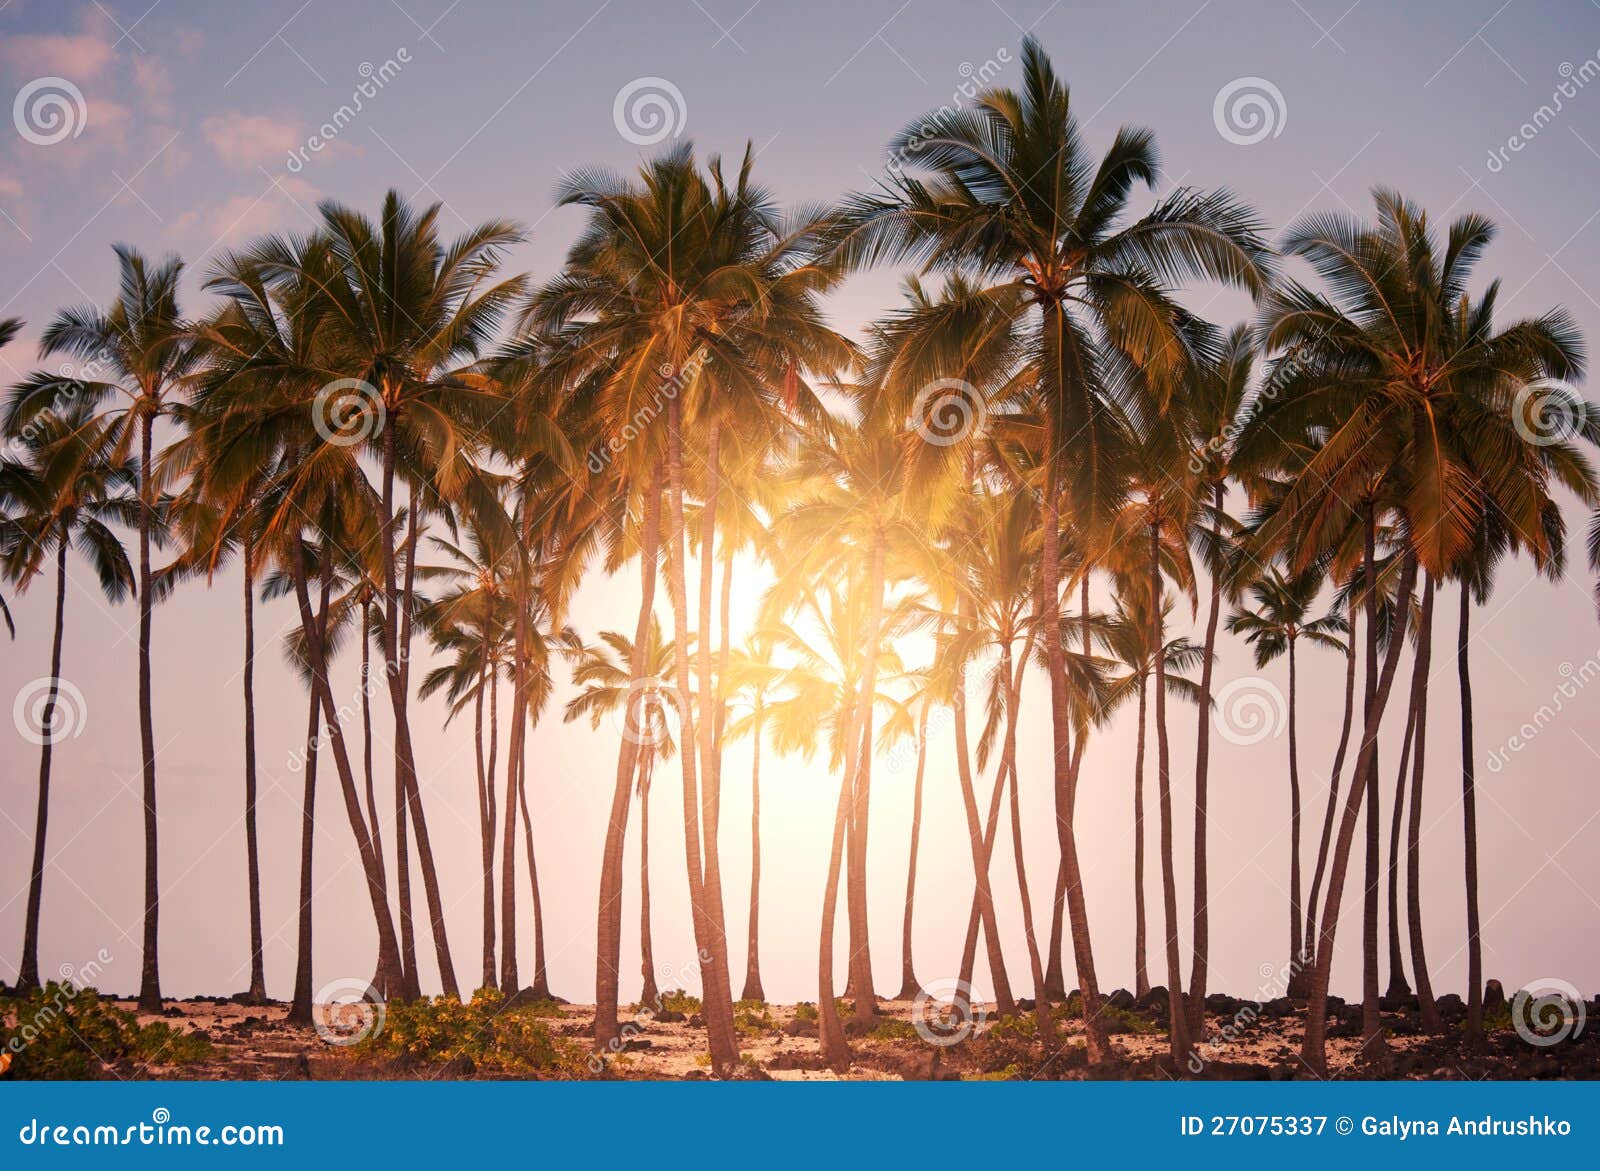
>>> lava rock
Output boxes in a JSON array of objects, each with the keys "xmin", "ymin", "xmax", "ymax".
[
  {"xmin": 1107, "ymin": 988, "xmax": 1135, "ymax": 1010},
  {"xmin": 1483, "ymin": 979, "xmax": 1506, "ymax": 1011}
]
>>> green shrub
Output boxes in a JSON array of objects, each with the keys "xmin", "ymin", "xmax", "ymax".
[
  {"xmin": 1, "ymin": 984, "xmax": 213, "ymax": 1079},
  {"xmin": 987, "ymin": 1013, "xmax": 1037, "ymax": 1041},
  {"xmin": 868, "ymin": 1018, "xmax": 920, "ymax": 1042},
  {"xmin": 793, "ymin": 1002, "xmax": 819, "ymax": 1022},
  {"xmin": 734, "ymin": 1003, "xmax": 773, "ymax": 1036},
  {"xmin": 357, "ymin": 988, "xmax": 585, "ymax": 1077}
]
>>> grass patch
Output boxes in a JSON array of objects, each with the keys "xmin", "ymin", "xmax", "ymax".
[
  {"xmin": 1, "ymin": 984, "xmax": 213, "ymax": 1079},
  {"xmin": 356, "ymin": 988, "xmax": 586, "ymax": 1077}
]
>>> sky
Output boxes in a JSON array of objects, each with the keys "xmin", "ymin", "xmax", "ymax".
[{"xmin": 2, "ymin": 0, "xmax": 1599, "ymax": 1013}]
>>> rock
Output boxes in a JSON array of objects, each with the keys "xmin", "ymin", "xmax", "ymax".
[
  {"xmin": 1205, "ymin": 993, "xmax": 1244, "ymax": 1015},
  {"xmin": 1015, "ymin": 998, "xmax": 1035, "ymax": 1012},
  {"xmin": 687, "ymin": 1013, "xmax": 704, "ymax": 1028},
  {"xmin": 1435, "ymin": 993, "xmax": 1465, "ymax": 1018},
  {"xmin": 653, "ymin": 1009, "xmax": 686, "ymax": 1024},
  {"xmin": 1324, "ymin": 995, "xmax": 1346, "ymax": 1015},
  {"xmin": 1261, "ymin": 997, "xmax": 1295, "ymax": 1018},
  {"xmin": 1483, "ymin": 979, "xmax": 1506, "ymax": 1011},
  {"xmin": 781, "ymin": 1017, "xmax": 813, "ymax": 1037},
  {"xmin": 1107, "ymin": 988, "xmax": 1135, "ymax": 1010},
  {"xmin": 1135, "ymin": 986, "xmax": 1169, "ymax": 1013},
  {"xmin": 1380, "ymin": 992, "xmax": 1418, "ymax": 1012}
]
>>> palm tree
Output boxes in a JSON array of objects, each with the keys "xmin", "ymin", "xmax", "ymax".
[
  {"xmin": 1, "ymin": 400, "xmax": 134, "ymax": 992},
  {"xmin": 724, "ymin": 636, "xmax": 783, "ymax": 1004},
  {"xmin": 563, "ymin": 618, "xmax": 681, "ymax": 1008},
  {"xmin": 1227, "ymin": 566, "xmax": 1346, "ymax": 983},
  {"xmin": 8, "ymin": 246, "xmax": 202, "ymax": 1010},
  {"xmin": 832, "ymin": 36, "xmax": 1271, "ymax": 1060}
]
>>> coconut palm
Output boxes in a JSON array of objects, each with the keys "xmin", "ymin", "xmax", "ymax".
[
  {"xmin": 723, "ymin": 635, "xmax": 783, "ymax": 1004},
  {"xmin": 832, "ymin": 36, "xmax": 1271, "ymax": 1060},
  {"xmin": 1, "ymin": 400, "xmax": 135, "ymax": 992}
]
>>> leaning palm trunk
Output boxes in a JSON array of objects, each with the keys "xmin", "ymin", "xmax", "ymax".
[
  {"xmin": 1187, "ymin": 480, "xmax": 1224, "ymax": 1034},
  {"xmin": 17, "ymin": 533, "xmax": 68, "ymax": 992},
  {"xmin": 740, "ymin": 702, "xmax": 766, "ymax": 1003},
  {"xmin": 663, "ymin": 399, "xmax": 739, "ymax": 1071},
  {"xmin": 594, "ymin": 468, "xmax": 660, "ymax": 1046},
  {"xmin": 288, "ymin": 687, "xmax": 320, "ymax": 1023},
  {"xmin": 474, "ymin": 655, "xmax": 496, "ymax": 991},
  {"xmin": 1385, "ymin": 689, "xmax": 1418, "ymax": 1001},
  {"xmin": 639, "ymin": 751, "xmax": 660, "ymax": 1008},
  {"xmin": 893, "ymin": 703, "xmax": 929, "ymax": 1001},
  {"xmin": 1149, "ymin": 520, "xmax": 1190, "ymax": 1067},
  {"xmin": 137, "ymin": 413, "xmax": 162, "ymax": 1012},
  {"xmin": 241, "ymin": 535, "xmax": 266, "ymax": 1002},
  {"xmin": 1132, "ymin": 674, "xmax": 1150, "ymax": 998},
  {"xmin": 1301, "ymin": 511, "xmax": 1415, "ymax": 1074},
  {"xmin": 1000, "ymin": 644, "xmax": 1053, "ymax": 1042},
  {"xmin": 1286, "ymin": 637, "xmax": 1304, "ymax": 990},
  {"xmin": 839, "ymin": 531, "xmax": 885, "ymax": 1021},
  {"xmin": 1458, "ymin": 585, "xmax": 1484, "ymax": 1045},
  {"xmin": 517, "ymin": 740, "xmax": 551, "ymax": 999},
  {"xmin": 1299, "ymin": 634, "xmax": 1357, "ymax": 994},
  {"xmin": 817, "ymin": 758, "xmax": 854, "ymax": 1070},
  {"xmin": 1405, "ymin": 577, "xmax": 1441, "ymax": 1030},
  {"xmin": 502, "ymin": 500, "xmax": 537, "ymax": 994}
]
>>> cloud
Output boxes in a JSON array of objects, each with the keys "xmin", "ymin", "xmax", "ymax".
[
  {"xmin": 169, "ymin": 176, "xmax": 319, "ymax": 249},
  {"xmin": 0, "ymin": 8, "xmax": 117, "ymax": 79},
  {"xmin": 202, "ymin": 113, "xmax": 301, "ymax": 169}
]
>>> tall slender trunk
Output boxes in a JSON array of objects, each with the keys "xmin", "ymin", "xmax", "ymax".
[
  {"xmin": 594, "ymin": 468, "xmax": 660, "ymax": 1046},
  {"xmin": 740, "ymin": 703, "xmax": 766, "ymax": 1002},
  {"xmin": 517, "ymin": 739, "xmax": 550, "ymax": 999},
  {"xmin": 1149, "ymin": 519, "xmax": 1190, "ymax": 1067},
  {"xmin": 240, "ymin": 534, "xmax": 266, "ymax": 1002},
  {"xmin": 1406, "ymin": 576, "xmax": 1440, "ymax": 1030},
  {"xmin": 1385, "ymin": 683, "xmax": 1417, "ymax": 1001},
  {"xmin": 1458, "ymin": 585, "xmax": 1484, "ymax": 1045},
  {"xmin": 1037, "ymin": 422, "xmax": 1110, "ymax": 1060},
  {"xmin": 288, "ymin": 687, "xmax": 320, "ymax": 1023},
  {"xmin": 664, "ymin": 398, "xmax": 739, "ymax": 1071},
  {"xmin": 474, "ymin": 653, "xmax": 496, "ymax": 991},
  {"xmin": 136, "ymin": 410, "xmax": 162, "ymax": 1011},
  {"xmin": 894, "ymin": 703, "xmax": 929, "ymax": 1001},
  {"xmin": 1301, "ymin": 507, "xmax": 1414, "ymax": 1074},
  {"xmin": 1132, "ymin": 673, "xmax": 1150, "ymax": 998},
  {"xmin": 1299, "ymin": 632, "xmax": 1357, "ymax": 994},
  {"xmin": 501, "ymin": 501, "xmax": 535, "ymax": 995},
  {"xmin": 361, "ymin": 596, "xmax": 384, "ymax": 893},
  {"xmin": 818, "ymin": 753, "xmax": 854, "ymax": 1070},
  {"xmin": 842, "ymin": 531, "xmax": 885, "ymax": 1022},
  {"xmin": 639, "ymin": 751, "xmax": 660, "ymax": 1007},
  {"xmin": 1287, "ymin": 637, "xmax": 1304, "ymax": 986},
  {"xmin": 1000, "ymin": 643, "xmax": 1053, "ymax": 1041},
  {"xmin": 1187, "ymin": 479, "xmax": 1224, "ymax": 1033},
  {"xmin": 17, "ymin": 531, "xmax": 68, "ymax": 993}
]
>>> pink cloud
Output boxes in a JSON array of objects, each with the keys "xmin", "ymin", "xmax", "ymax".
[
  {"xmin": 0, "ymin": 31, "xmax": 116, "ymax": 80},
  {"xmin": 202, "ymin": 113, "xmax": 301, "ymax": 169}
]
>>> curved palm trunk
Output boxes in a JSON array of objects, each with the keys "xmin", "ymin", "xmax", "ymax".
[
  {"xmin": 817, "ymin": 760, "xmax": 854, "ymax": 1070},
  {"xmin": 1287, "ymin": 637, "xmax": 1304, "ymax": 988},
  {"xmin": 594, "ymin": 468, "xmax": 660, "ymax": 1046},
  {"xmin": 1132, "ymin": 674, "xmax": 1150, "ymax": 998},
  {"xmin": 361, "ymin": 597, "xmax": 385, "ymax": 894},
  {"xmin": 1149, "ymin": 520, "xmax": 1190, "ymax": 1067},
  {"xmin": 241, "ymin": 535, "xmax": 266, "ymax": 1002},
  {"xmin": 1458, "ymin": 585, "xmax": 1484, "ymax": 1045},
  {"xmin": 1301, "ymin": 510, "xmax": 1414, "ymax": 1074},
  {"xmin": 1406, "ymin": 577, "xmax": 1440, "ymax": 1030},
  {"xmin": 741, "ymin": 704, "xmax": 766, "ymax": 1003},
  {"xmin": 474, "ymin": 655, "xmax": 496, "ymax": 991},
  {"xmin": 1187, "ymin": 479, "xmax": 1224, "ymax": 1034},
  {"xmin": 639, "ymin": 751, "xmax": 660, "ymax": 1008},
  {"xmin": 1000, "ymin": 645, "xmax": 1053, "ymax": 1041},
  {"xmin": 1298, "ymin": 633, "xmax": 1357, "ymax": 995},
  {"xmin": 664, "ymin": 401, "xmax": 739, "ymax": 1071},
  {"xmin": 501, "ymin": 501, "xmax": 537, "ymax": 996},
  {"xmin": 517, "ymin": 740, "xmax": 551, "ymax": 999},
  {"xmin": 137, "ymin": 411, "xmax": 162, "ymax": 1012},
  {"xmin": 288, "ymin": 687, "xmax": 320, "ymax": 1023},
  {"xmin": 17, "ymin": 532, "xmax": 68, "ymax": 993},
  {"xmin": 1385, "ymin": 689, "xmax": 1417, "ymax": 1001},
  {"xmin": 893, "ymin": 703, "xmax": 929, "ymax": 1001},
  {"xmin": 839, "ymin": 537, "xmax": 884, "ymax": 1022}
]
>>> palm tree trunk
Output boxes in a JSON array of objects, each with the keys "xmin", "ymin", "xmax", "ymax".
[
  {"xmin": 1288, "ymin": 637, "xmax": 1304, "ymax": 989},
  {"xmin": 1298, "ymin": 632, "xmax": 1356, "ymax": 995},
  {"xmin": 894, "ymin": 703, "xmax": 929, "ymax": 1001},
  {"xmin": 1038, "ymin": 435, "xmax": 1110, "ymax": 1060},
  {"xmin": 502, "ymin": 500, "xmax": 536, "ymax": 995},
  {"xmin": 842, "ymin": 530, "xmax": 887, "ymax": 1022},
  {"xmin": 288, "ymin": 687, "xmax": 320, "ymax": 1023},
  {"xmin": 1149, "ymin": 519, "xmax": 1190, "ymax": 1067},
  {"xmin": 818, "ymin": 756, "xmax": 854, "ymax": 1070},
  {"xmin": 594, "ymin": 467, "xmax": 660, "ymax": 1046},
  {"xmin": 1406, "ymin": 576, "xmax": 1440, "ymax": 1030},
  {"xmin": 241, "ymin": 534, "xmax": 266, "ymax": 1002},
  {"xmin": 17, "ymin": 531, "xmax": 68, "ymax": 993},
  {"xmin": 664, "ymin": 398, "xmax": 739, "ymax": 1071},
  {"xmin": 1385, "ymin": 682, "xmax": 1417, "ymax": 1001},
  {"xmin": 137, "ymin": 410, "xmax": 162, "ymax": 1012},
  {"xmin": 1458, "ymin": 584, "xmax": 1484, "ymax": 1045},
  {"xmin": 1187, "ymin": 479, "xmax": 1224, "ymax": 1034},
  {"xmin": 517, "ymin": 741, "xmax": 551, "ymax": 999},
  {"xmin": 1301, "ymin": 508, "xmax": 1414, "ymax": 1074},
  {"xmin": 741, "ymin": 704, "xmax": 766, "ymax": 1003},
  {"xmin": 361, "ymin": 597, "xmax": 385, "ymax": 893},
  {"xmin": 474, "ymin": 654, "xmax": 495, "ymax": 991},
  {"xmin": 1133, "ymin": 673, "xmax": 1150, "ymax": 998},
  {"xmin": 639, "ymin": 751, "xmax": 660, "ymax": 1007},
  {"xmin": 1001, "ymin": 645, "xmax": 1053, "ymax": 1041}
]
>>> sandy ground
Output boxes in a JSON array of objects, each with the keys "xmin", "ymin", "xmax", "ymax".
[{"xmin": 24, "ymin": 991, "xmax": 1594, "ymax": 1081}]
